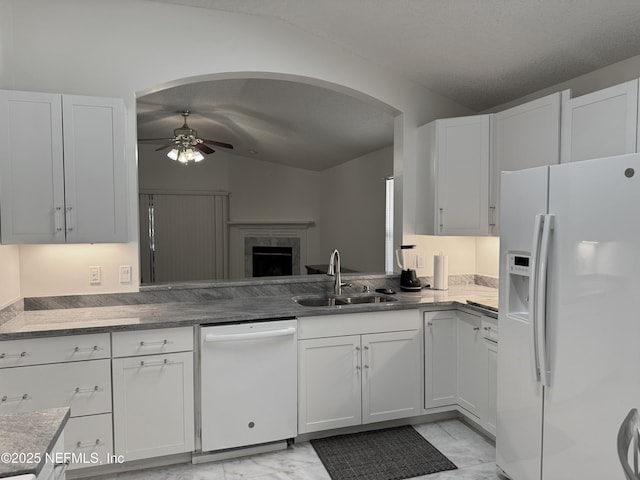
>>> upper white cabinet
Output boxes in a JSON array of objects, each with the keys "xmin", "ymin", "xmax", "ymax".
[
  {"xmin": 489, "ymin": 91, "xmax": 565, "ymax": 234},
  {"xmin": 561, "ymin": 79, "xmax": 639, "ymax": 163},
  {"xmin": 416, "ymin": 114, "xmax": 491, "ymax": 236},
  {"xmin": 0, "ymin": 90, "xmax": 127, "ymax": 244}
]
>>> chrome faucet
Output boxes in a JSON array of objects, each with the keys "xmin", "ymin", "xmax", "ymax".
[{"xmin": 327, "ymin": 249, "xmax": 345, "ymax": 295}]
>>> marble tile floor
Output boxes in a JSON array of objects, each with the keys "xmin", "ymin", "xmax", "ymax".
[{"xmin": 82, "ymin": 419, "xmax": 503, "ymax": 480}]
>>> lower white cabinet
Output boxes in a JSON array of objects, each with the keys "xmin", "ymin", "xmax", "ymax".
[
  {"xmin": 298, "ymin": 310, "xmax": 421, "ymax": 434},
  {"xmin": 111, "ymin": 327, "xmax": 194, "ymax": 463},
  {"xmin": 456, "ymin": 310, "xmax": 485, "ymax": 418},
  {"xmin": 484, "ymin": 337, "xmax": 498, "ymax": 436},
  {"xmin": 64, "ymin": 414, "xmax": 113, "ymax": 471},
  {"xmin": 424, "ymin": 310, "xmax": 458, "ymax": 409}
]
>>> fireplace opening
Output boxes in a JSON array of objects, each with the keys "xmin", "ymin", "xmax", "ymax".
[{"xmin": 252, "ymin": 246, "xmax": 293, "ymax": 277}]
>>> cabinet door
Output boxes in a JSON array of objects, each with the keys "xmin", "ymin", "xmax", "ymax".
[
  {"xmin": 361, "ymin": 330, "xmax": 421, "ymax": 424},
  {"xmin": 561, "ymin": 79, "xmax": 638, "ymax": 163},
  {"xmin": 298, "ymin": 336, "xmax": 362, "ymax": 434},
  {"xmin": 62, "ymin": 95, "xmax": 127, "ymax": 243},
  {"xmin": 456, "ymin": 311, "xmax": 485, "ymax": 418},
  {"xmin": 436, "ymin": 115, "xmax": 491, "ymax": 235},
  {"xmin": 0, "ymin": 90, "xmax": 65, "ymax": 244},
  {"xmin": 424, "ymin": 311, "xmax": 457, "ymax": 409},
  {"xmin": 490, "ymin": 92, "xmax": 564, "ymax": 234},
  {"xmin": 484, "ymin": 339, "xmax": 498, "ymax": 436},
  {"xmin": 112, "ymin": 351, "xmax": 194, "ymax": 461}
]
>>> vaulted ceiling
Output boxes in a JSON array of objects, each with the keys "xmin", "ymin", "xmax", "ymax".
[{"xmin": 140, "ymin": 0, "xmax": 640, "ymax": 170}]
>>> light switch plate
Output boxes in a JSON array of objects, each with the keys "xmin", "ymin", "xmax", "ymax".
[
  {"xmin": 89, "ymin": 266, "xmax": 101, "ymax": 285},
  {"xmin": 119, "ymin": 265, "xmax": 132, "ymax": 283}
]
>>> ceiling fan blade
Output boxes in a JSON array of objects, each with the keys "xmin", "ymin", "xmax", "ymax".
[
  {"xmin": 138, "ymin": 138, "xmax": 175, "ymax": 142},
  {"xmin": 154, "ymin": 142, "xmax": 176, "ymax": 151},
  {"xmin": 194, "ymin": 143, "xmax": 215, "ymax": 155},
  {"xmin": 202, "ymin": 139, "xmax": 234, "ymax": 150}
]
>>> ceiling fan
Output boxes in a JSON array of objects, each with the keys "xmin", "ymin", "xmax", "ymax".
[{"xmin": 139, "ymin": 111, "xmax": 233, "ymax": 164}]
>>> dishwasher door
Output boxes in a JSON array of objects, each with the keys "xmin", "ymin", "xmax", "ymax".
[{"xmin": 200, "ymin": 319, "xmax": 297, "ymax": 452}]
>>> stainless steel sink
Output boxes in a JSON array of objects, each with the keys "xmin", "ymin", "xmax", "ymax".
[{"xmin": 293, "ymin": 293, "xmax": 397, "ymax": 307}]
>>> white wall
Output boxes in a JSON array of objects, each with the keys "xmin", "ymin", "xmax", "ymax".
[
  {"xmin": 319, "ymin": 146, "xmax": 393, "ymax": 273},
  {"xmin": 1, "ymin": 0, "xmax": 470, "ymax": 297}
]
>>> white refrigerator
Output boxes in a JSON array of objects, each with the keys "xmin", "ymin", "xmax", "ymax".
[{"xmin": 496, "ymin": 153, "xmax": 640, "ymax": 480}]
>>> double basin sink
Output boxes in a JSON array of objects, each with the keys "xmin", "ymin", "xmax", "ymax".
[{"xmin": 293, "ymin": 293, "xmax": 398, "ymax": 307}]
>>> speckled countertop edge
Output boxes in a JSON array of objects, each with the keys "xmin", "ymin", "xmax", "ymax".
[
  {"xmin": 0, "ymin": 284, "xmax": 498, "ymax": 340},
  {"xmin": 0, "ymin": 407, "xmax": 69, "ymax": 478}
]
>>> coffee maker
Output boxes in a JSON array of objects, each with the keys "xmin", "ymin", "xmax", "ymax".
[{"xmin": 396, "ymin": 245, "xmax": 423, "ymax": 291}]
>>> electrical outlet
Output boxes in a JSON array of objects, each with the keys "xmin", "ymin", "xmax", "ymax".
[
  {"xmin": 416, "ymin": 255, "xmax": 425, "ymax": 268},
  {"xmin": 119, "ymin": 265, "xmax": 132, "ymax": 283},
  {"xmin": 89, "ymin": 266, "xmax": 101, "ymax": 285}
]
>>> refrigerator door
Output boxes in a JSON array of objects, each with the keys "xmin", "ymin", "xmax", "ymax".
[
  {"xmin": 542, "ymin": 153, "xmax": 640, "ymax": 479},
  {"xmin": 497, "ymin": 166, "xmax": 549, "ymax": 480}
]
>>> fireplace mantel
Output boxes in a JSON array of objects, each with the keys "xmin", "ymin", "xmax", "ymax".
[{"xmin": 227, "ymin": 220, "xmax": 315, "ymax": 228}]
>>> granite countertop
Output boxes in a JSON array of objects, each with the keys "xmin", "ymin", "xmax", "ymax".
[
  {"xmin": 0, "ymin": 407, "xmax": 69, "ymax": 478},
  {"xmin": 0, "ymin": 284, "xmax": 498, "ymax": 339}
]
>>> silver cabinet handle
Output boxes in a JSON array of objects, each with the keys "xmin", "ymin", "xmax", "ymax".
[
  {"xmin": 140, "ymin": 339, "xmax": 171, "ymax": 346},
  {"xmin": 355, "ymin": 346, "xmax": 361, "ymax": 371},
  {"xmin": 74, "ymin": 386, "xmax": 103, "ymax": 394},
  {"xmin": 439, "ymin": 208, "xmax": 444, "ymax": 232},
  {"xmin": 0, "ymin": 352, "xmax": 29, "ymax": 359},
  {"xmin": 65, "ymin": 206, "xmax": 73, "ymax": 232},
  {"xmin": 364, "ymin": 345, "xmax": 370, "ymax": 369},
  {"xmin": 76, "ymin": 439, "xmax": 104, "ymax": 449},
  {"xmin": 74, "ymin": 345, "xmax": 103, "ymax": 353},
  {"xmin": 140, "ymin": 358, "xmax": 171, "ymax": 367},
  {"xmin": 54, "ymin": 206, "xmax": 64, "ymax": 232},
  {"xmin": 1, "ymin": 394, "xmax": 30, "ymax": 402},
  {"xmin": 473, "ymin": 327, "xmax": 480, "ymax": 331}
]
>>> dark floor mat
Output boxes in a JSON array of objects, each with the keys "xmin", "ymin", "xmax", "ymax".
[{"xmin": 310, "ymin": 425, "xmax": 457, "ymax": 480}]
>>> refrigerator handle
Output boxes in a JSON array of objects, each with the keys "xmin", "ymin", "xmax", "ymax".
[
  {"xmin": 528, "ymin": 214, "xmax": 544, "ymax": 383},
  {"xmin": 536, "ymin": 214, "xmax": 554, "ymax": 387}
]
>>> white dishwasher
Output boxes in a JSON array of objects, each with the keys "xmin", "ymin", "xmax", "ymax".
[{"xmin": 200, "ymin": 318, "xmax": 298, "ymax": 452}]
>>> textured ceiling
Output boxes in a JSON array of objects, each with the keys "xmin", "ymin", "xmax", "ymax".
[{"xmin": 139, "ymin": 0, "xmax": 640, "ymax": 170}]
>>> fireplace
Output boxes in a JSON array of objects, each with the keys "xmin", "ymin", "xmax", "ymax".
[{"xmin": 252, "ymin": 246, "xmax": 293, "ymax": 277}]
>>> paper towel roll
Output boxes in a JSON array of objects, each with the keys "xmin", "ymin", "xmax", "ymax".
[{"xmin": 433, "ymin": 254, "xmax": 448, "ymax": 290}]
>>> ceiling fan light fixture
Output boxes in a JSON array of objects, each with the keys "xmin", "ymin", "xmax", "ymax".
[{"xmin": 167, "ymin": 146, "xmax": 205, "ymax": 164}]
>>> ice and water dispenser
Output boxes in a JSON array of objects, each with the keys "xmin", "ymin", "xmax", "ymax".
[{"xmin": 506, "ymin": 253, "xmax": 531, "ymax": 320}]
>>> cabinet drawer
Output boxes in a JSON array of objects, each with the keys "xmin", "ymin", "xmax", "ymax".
[
  {"xmin": 112, "ymin": 327, "xmax": 193, "ymax": 357},
  {"xmin": 64, "ymin": 414, "xmax": 113, "ymax": 471},
  {"xmin": 0, "ymin": 359, "xmax": 111, "ymax": 417},
  {"xmin": 0, "ymin": 333, "xmax": 110, "ymax": 368}
]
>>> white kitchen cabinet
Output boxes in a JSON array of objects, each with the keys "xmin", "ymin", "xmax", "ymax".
[
  {"xmin": 298, "ymin": 335, "xmax": 362, "ymax": 433},
  {"xmin": 456, "ymin": 310, "xmax": 485, "ymax": 419},
  {"xmin": 0, "ymin": 90, "xmax": 127, "ymax": 244},
  {"xmin": 0, "ymin": 333, "xmax": 113, "ymax": 472},
  {"xmin": 489, "ymin": 91, "xmax": 565, "ymax": 234},
  {"xmin": 361, "ymin": 330, "xmax": 421, "ymax": 424},
  {"xmin": 416, "ymin": 114, "xmax": 491, "ymax": 236},
  {"xmin": 423, "ymin": 310, "xmax": 457, "ymax": 409},
  {"xmin": 561, "ymin": 79, "xmax": 638, "ymax": 163},
  {"xmin": 298, "ymin": 310, "xmax": 421, "ymax": 434},
  {"xmin": 111, "ymin": 328, "xmax": 194, "ymax": 462}
]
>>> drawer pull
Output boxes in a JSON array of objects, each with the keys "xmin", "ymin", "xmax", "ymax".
[
  {"xmin": 74, "ymin": 386, "xmax": 103, "ymax": 394},
  {"xmin": 139, "ymin": 339, "xmax": 171, "ymax": 347},
  {"xmin": 76, "ymin": 439, "xmax": 104, "ymax": 449},
  {"xmin": 0, "ymin": 352, "xmax": 29, "ymax": 359},
  {"xmin": 1, "ymin": 393, "xmax": 30, "ymax": 402},
  {"xmin": 74, "ymin": 345, "xmax": 103, "ymax": 353},
  {"xmin": 140, "ymin": 358, "xmax": 171, "ymax": 367}
]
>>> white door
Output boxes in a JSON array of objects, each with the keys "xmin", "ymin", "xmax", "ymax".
[
  {"xmin": 361, "ymin": 330, "xmax": 421, "ymax": 424},
  {"xmin": 456, "ymin": 311, "xmax": 484, "ymax": 418},
  {"xmin": 298, "ymin": 335, "xmax": 362, "ymax": 433},
  {"xmin": 542, "ymin": 153, "xmax": 640, "ymax": 479},
  {"xmin": 436, "ymin": 115, "xmax": 491, "ymax": 235},
  {"xmin": 561, "ymin": 79, "xmax": 638, "ymax": 163},
  {"xmin": 112, "ymin": 351, "xmax": 194, "ymax": 461},
  {"xmin": 0, "ymin": 90, "xmax": 65, "ymax": 243},
  {"xmin": 490, "ymin": 91, "xmax": 564, "ymax": 234},
  {"xmin": 62, "ymin": 95, "xmax": 127, "ymax": 243},
  {"xmin": 424, "ymin": 311, "xmax": 457, "ymax": 409},
  {"xmin": 497, "ymin": 166, "xmax": 549, "ymax": 480},
  {"xmin": 200, "ymin": 320, "xmax": 297, "ymax": 451}
]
